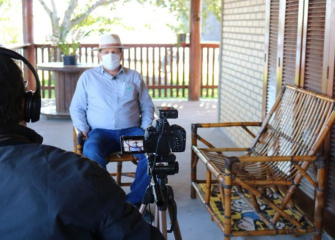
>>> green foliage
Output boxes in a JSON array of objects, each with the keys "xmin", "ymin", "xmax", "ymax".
[
  {"xmin": 0, "ymin": 0, "xmax": 22, "ymax": 44},
  {"xmin": 40, "ymin": 0, "xmax": 220, "ymax": 44},
  {"xmin": 54, "ymin": 29, "xmax": 91, "ymax": 55},
  {"xmin": 149, "ymin": 0, "xmax": 190, "ymax": 33},
  {"xmin": 138, "ymin": 0, "xmax": 221, "ymax": 34},
  {"xmin": 57, "ymin": 41, "xmax": 80, "ymax": 55},
  {"xmin": 203, "ymin": 0, "xmax": 221, "ymax": 21},
  {"xmin": 76, "ymin": 15, "xmax": 127, "ymax": 36}
]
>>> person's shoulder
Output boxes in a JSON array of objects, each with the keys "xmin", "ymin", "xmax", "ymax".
[
  {"xmin": 123, "ymin": 67, "xmax": 140, "ymax": 76},
  {"xmin": 37, "ymin": 144, "xmax": 86, "ymax": 164},
  {"xmin": 79, "ymin": 66, "xmax": 102, "ymax": 84},
  {"xmin": 0, "ymin": 143, "xmax": 83, "ymax": 169},
  {"xmin": 82, "ymin": 66, "xmax": 101, "ymax": 75},
  {"xmin": 123, "ymin": 67, "xmax": 142, "ymax": 82},
  {"xmin": 38, "ymin": 144, "xmax": 112, "ymax": 181}
]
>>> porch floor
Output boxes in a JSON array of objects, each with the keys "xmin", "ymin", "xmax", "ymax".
[{"xmin": 27, "ymin": 99, "xmax": 320, "ymax": 240}]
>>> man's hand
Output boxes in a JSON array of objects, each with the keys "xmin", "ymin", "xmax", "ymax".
[{"xmin": 82, "ymin": 131, "xmax": 88, "ymax": 140}]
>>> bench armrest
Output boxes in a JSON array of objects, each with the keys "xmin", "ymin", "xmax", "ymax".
[
  {"xmin": 191, "ymin": 122, "xmax": 262, "ymax": 149},
  {"xmin": 191, "ymin": 122, "xmax": 262, "ymax": 129}
]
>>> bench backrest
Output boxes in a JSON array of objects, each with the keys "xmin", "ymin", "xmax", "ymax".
[{"xmin": 251, "ymin": 85, "xmax": 335, "ymax": 157}]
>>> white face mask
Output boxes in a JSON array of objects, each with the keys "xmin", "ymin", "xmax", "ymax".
[{"xmin": 102, "ymin": 53, "xmax": 121, "ymax": 71}]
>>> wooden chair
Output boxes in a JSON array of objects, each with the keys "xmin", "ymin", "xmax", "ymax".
[
  {"xmin": 191, "ymin": 84, "xmax": 335, "ymax": 240},
  {"xmin": 73, "ymin": 127, "xmax": 138, "ymax": 186}
]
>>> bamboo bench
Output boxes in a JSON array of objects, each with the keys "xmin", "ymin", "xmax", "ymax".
[{"xmin": 191, "ymin": 84, "xmax": 335, "ymax": 240}]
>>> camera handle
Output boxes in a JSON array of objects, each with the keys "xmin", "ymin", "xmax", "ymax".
[{"xmin": 139, "ymin": 174, "xmax": 182, "ymax": 240}]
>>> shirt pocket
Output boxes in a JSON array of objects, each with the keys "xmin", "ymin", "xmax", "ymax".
[{"xmin": 121, "ymin": 83, "xmax": 136, "ymax": 99}]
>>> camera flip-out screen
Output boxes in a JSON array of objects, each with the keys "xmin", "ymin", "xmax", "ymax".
[{"xmin": 120, "ymin": 136, "xmax": 146, "ymax": 153}]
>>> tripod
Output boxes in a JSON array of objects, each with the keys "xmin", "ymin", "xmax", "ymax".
[{"xmin": 139, "ymin": 173, "xmax": 182, "ymax": 240}]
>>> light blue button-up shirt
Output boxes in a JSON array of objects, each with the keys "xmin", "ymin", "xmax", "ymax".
[{"xmin": 69, "ymin": 66, "xmax": 154, "ymax": 132}]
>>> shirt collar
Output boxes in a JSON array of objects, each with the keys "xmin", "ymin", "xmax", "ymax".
[{"xmin": 100, "ymin": 65, "xmax": 127, "ymax": 80}]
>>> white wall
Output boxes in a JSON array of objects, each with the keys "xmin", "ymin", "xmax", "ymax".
[{"xmin": 219, "ymin": 0, "xmax": 266, "ymax": 146}]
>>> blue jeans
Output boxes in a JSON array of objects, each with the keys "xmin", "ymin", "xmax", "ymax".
[{"xmin": 83, "ymin": 127, "xmax": 150, "ymax": 204}]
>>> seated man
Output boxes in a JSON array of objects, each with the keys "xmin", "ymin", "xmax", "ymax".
[
  {"xmin": 69, "ymin": 33, "xmax": 155, "ymax": 207},
  {"xmin": 0, "ymin": 50, "xmax": 164, "ymax": 240}
]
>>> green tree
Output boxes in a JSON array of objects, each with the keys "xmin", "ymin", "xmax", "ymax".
[
  {"xmin": 38, "ymin": 0, "xmax": 220, "ymax": 42},
  {"xmin": 140, "ymin": 0, "xmax": 221, "ymax": 33},
  {"xmin": 37, "ymin": 0, "xmax": 119, "ymax": 41},
  {"xmin": 0, "ymin": 0, "xmax": 22, "ymax": 44}
]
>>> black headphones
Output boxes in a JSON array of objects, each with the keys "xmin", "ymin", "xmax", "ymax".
[{"xmin": 0, "ymin": 47, "xmax": 41, "ymax": 122}]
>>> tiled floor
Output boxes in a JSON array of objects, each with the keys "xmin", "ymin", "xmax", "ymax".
[{"xmin": 27, "ymin": 99, "xmax": 329, "ymax": 240}]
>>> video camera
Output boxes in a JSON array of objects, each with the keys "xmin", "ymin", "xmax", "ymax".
[
  {"xmin": 120, "ymin": 106, "xmax": 186, "ymax": 175},
  {"xmin": 145, "ymin": 106, "xmax": 186, "ymax": 154}
]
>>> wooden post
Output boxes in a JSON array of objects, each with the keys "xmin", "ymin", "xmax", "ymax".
[
  {"xmin": 313, "ymin": 157, "xmax": 327, "ymax": 240},
  {"xmin": 189, "ymin": 0, "xmax": 202, "ymax": 101},
  {"xmin": 22, "ymin": 0, "xmax": 36, "ymax": 91}
]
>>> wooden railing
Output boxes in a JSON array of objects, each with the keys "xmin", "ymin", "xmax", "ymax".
[
  {"xmin": 34, "ymin": 43, "xmax": 219, "ymax": 99},
  {"xmin": 2, "ymin": 43, "xmax": 30, "ymax": 68}
]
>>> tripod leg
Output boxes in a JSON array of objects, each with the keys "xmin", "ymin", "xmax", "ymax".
[
  {"xmin": 158, "ymin": 210, "xmax": 167, "ymax": 240},
  {"xmin": 167, "ymin": 204, "xmax": 182, "ymax": 240},
  {"xmin": 154, "ymin": 205, "xmax": 160, "ymax": 228},
  {"xmin": 139, "ymin": 204, "xmax": 147, "ymax": 216},
  {"xmin": 148, "ymin": 175, "xmax": 182, "ymax": 239},
  {"xmin": 139, "ymin": 184, "xmax": 154, "ymax": 216},
  {"xmin": 166, "ymin": 185, "xmax": 182, "ymax": 240}
]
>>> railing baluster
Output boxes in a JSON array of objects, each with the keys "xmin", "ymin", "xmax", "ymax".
[
  {"xmin": 170, "ymin": 47, "xmax": 172, "ymax": 97},
  {"xmin": 39, "ymin": 47, "xmax": 45, "ymax": 98},
  {"xmin": 164, "ymin": 47, "xmax": 168, "ymax": 98},
  {"xmin": 127, "ymin": 48, "xmax": 131, "ymax": 69},
  {"xmin": 176, "ymin": 46, "xmax": 180, "ymax": 98},
  {"xmin": 141, "ymin": 47, "xmax": 144, "ymax": 77},
  {"xmin": 146, "ymin": 47, "xmax": 150, "ymax": 96},
  {"xmin": 134, "ymin": 47, "xmax": 137, "ymax": 71},
  {"xmin": 158, "ymin": 47, "xmax": 161, "ymax": 98},
  {"xmin": 151, "ymin": 47, "xmax": 156, "ymax": 94},
  {"xmin": 183, "ymin": 46, "xmax": 186, "ymax": 98},
  {"xmin": 211, "ymin": 47, "xmax": 216, "ymax": 97}
]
